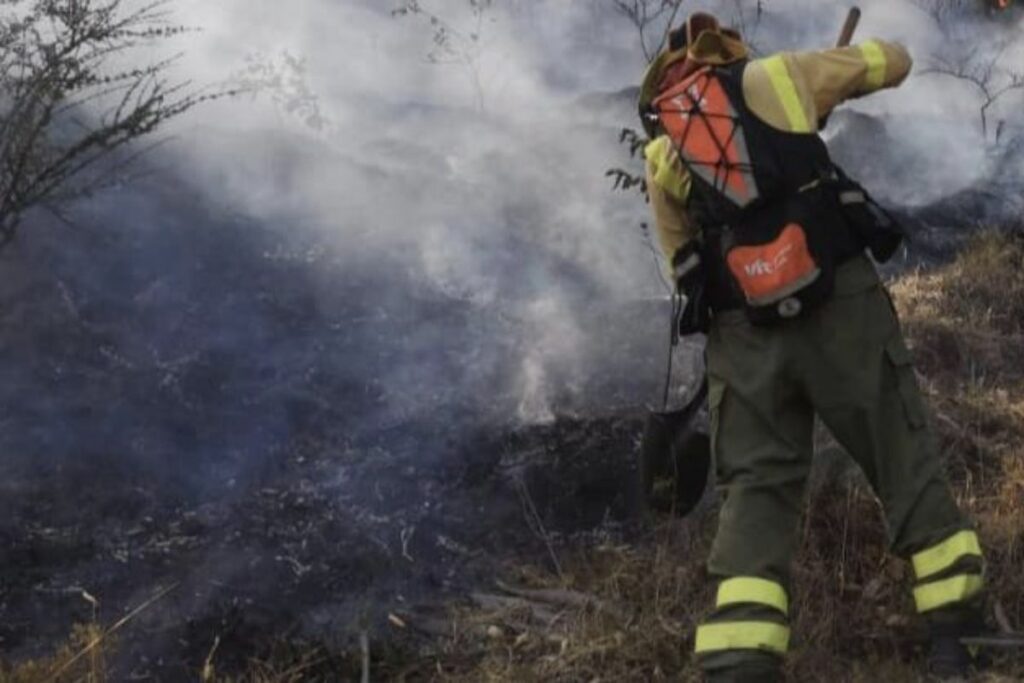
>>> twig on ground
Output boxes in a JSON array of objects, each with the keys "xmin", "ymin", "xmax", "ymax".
[
  {"xmin": 994, "ymin": 600, "xmax": 1016, "ymax": 634},
  {"xmin": 275, "ymin": 554, "xmax": 312, "ymax": 577},
  {"xmin": 201, "ymin": 635, "xmax": 220, "ymax": 682},
  {"xmin": 470, "ymin": 592, "xmax": 561, "ymax": 625},
  {"xmin": 494, "ymin": 579, "xmax": 627, "ymax": 620},
  {"xmin": 513, "ymin": 474, "xmax": 564, "ymax": 580},
  {"xmin": 400, "ymin": 525, "xmax": 415, "ymax": 563},
  {"xmin": 360, "ymin": 631, "xmax": 371, "ymax": 683},
  {"xmin": 389, "ymin": 611, "xmax": 455, "ymax": 638}
]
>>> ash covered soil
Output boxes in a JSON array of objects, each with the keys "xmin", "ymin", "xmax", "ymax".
[{"xmin": 1, "ymin": 405, "xmax": 646, "ymax": 678}]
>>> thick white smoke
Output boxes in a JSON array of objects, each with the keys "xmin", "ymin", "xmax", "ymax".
[{"xmin": 127, "ymin": 0, "xmax": 1024, "ymax": 422}]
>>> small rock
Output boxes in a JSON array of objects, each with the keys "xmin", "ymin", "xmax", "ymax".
[
  {"xmin": 864, "ymin": 577, "xmax": 886, "ymax": 601},
  {"xmin": 885, "ymin": 614, "xmax": 910, "ymax": 628}
]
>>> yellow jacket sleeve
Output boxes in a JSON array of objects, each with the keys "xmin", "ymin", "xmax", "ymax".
[
  {"xmin": 791, "ymin": 39, "xmax": 912, "ymax": 119},
  {"xmin": 743, "ymin": 39, "xmax": 912, "ymax": 133},
  {"xmin": 645, "ymin": 147, "xmax": 697, "ymax": 269}
]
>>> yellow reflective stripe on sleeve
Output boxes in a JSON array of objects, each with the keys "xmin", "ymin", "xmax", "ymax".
[
  {"xmin": 914, "ymin": 574, "xmax": 984, "ymax": 613},
  {"xmin": 761, "ymin": 55, "xmax": 811, "ymax": 133},
  {"xmin": 644, "ymin": 136, "xmax": 692, "ymax": 202},
  {"xmin": 644, "ymin": 136, "xmax": 667, "ymax": 160},
  {"xmin": 717, "ymin": 577, "xmax": 788, "ymax": 615},
  {"xmin": 859, "ymin": 40, "xmax": 888, "ymax": 90},
  {"xmin": 912, "ymin": 530, "xmax": 983, "ymax": 580},
  {"xmin": 695, "ymin": 621, "xmax": 790, "ymax": 655}
]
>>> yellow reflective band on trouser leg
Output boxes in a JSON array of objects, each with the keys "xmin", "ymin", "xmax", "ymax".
[
  {"xmin": 911, "ymin": 530, "xmax": 983, "ymax": 581},
  {"xmin": 761, "ymin": 55, "xmax": 811, "ymax": 133},
  {"xmin": 716, "ymin": 577, "xmax": 789, "ymax": 616},
  {"xmin": 858, "ymin": 40, "xmax": 887, "ymax": 90},
  {"xmin": 913, "ymin": 574, "xmax": 984, "ymax": 613},
  {"xmin": 695, "ymin": 621, "xmax": 790, "ymax": 655}
]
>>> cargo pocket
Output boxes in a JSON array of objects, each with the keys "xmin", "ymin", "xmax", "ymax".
[{"xmin": 884, "ymin": 336, "xmax": 926, "ymax": 429}]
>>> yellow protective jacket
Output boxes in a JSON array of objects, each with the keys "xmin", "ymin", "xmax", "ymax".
[{"xmin": 645, "ymin": 40, "xmax": 912, "ymax": 267}]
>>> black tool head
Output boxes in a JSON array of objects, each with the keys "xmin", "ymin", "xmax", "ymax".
[{"xmin": 640, "ymin": 410, "xmax": 711, "ymax": 517}]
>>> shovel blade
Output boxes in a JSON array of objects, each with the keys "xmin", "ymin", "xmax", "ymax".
[
  {"xmin": 639, "ymin": 411, "xmax": 711, "ymax": 517},
  {"xmin": 672, "ymin": 431, "xmax": 711, "ymax": 516}
]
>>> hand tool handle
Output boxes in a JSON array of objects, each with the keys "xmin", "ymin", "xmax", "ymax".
[{"xmin": 837, "ymin": 7, "xmax": 861, "ymax": 47}]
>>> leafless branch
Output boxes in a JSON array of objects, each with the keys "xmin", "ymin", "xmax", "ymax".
[
  {"xmin": 513, "ymin": 473, "xmax": 564, "ymax": 579},
  {"xmin": 231, "ymin": 50, "xmax": 330, "ymax": 132},
  {"xmin": 0, "ymin": 0, "xmax": 234, "ymax": 248},
  {"xmin": 391, "ymin": 0, "xmax": 493, "ymax": 111},
  {"xmin": 359, "ymin": 631, "xmax": 370, "ymax": 683},
  {"xmin": 911, "ymin": 0, "xmax": 977, "ymax": 25},
  {"xmin": 495, "ymin": 578, "xmax": 628, "ymax": 620},
  {"xmin": 921, "ymin": 41, "xmax": 1024, "ymax": 139},
  {"xmin": 611, "ymin": 0, "xmax": 685, "ymax": 64},
  {"xmin": 726, "ymin": 0, "xmax": 766, "ymax": 55}
]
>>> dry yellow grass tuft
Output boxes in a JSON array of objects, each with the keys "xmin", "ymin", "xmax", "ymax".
[{"xmin": 1, "ymin": 624, "xmax": 108, "ymax": 683}]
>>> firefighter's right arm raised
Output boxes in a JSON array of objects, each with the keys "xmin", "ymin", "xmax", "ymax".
[
  {"xmin": 793, "ymin": 40, "xmax": 913, "ymax": 119},
  {"xmin": 743, "ymin": 39, "xmax": 912, "ymax": 133}
]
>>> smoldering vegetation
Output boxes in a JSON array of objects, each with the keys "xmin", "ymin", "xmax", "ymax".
[{"xmin": 1, "ymin": 0, "xmax": 1022, "ymax": 680}]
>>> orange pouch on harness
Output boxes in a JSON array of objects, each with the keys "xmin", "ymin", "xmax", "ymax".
[
  {"xmin": 725, "ymin": 223, "xmax": 820, "ymax": 306},
  {"xmin": 717, "ymin": 181, "xmax": 839, "ymax": 325}
]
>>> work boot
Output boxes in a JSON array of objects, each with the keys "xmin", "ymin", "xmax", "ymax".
[
  {"xmin": 926, "ymin": 610, "xmax": 985, "ymax": 682},
  {"xmin": 926, "ymin": 633, "xmax": 972, "ymax": 681},
  {"xmin": 705, "ymin": 663, "xmax": 783, "ymax": 683}
]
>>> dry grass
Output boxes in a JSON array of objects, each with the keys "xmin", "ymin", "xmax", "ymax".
[
  {"xmin": 0, "ymin": 585, "xmax": 179, "ymax": 683},
  {"xmin": 414, "ymin": 231, "xmax": 1024, "ymax": 682},
  {"xmin": 0, "ymin": 624, "xmax": 108, "ymax": 683}
]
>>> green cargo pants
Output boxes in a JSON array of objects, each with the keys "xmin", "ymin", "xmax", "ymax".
[{"xmin": 695, "ymin": 255, "xmax": 984, "ymax": 676}]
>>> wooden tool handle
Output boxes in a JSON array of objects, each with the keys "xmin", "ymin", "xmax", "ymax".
[{"xmin": 837, "ymin": 7, "xmax": 862, "ymax": 47}]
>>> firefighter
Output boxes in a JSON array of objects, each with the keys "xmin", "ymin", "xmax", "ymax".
[{"xmin": 638, "ymin": 13, "xmax": 985, "ymax": 682}]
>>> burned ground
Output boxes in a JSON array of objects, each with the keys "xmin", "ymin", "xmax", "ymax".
[{"xmin": 0, "ymin": 411, "xmax": 646, "ymax": 679}]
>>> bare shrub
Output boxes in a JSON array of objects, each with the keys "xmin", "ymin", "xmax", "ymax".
[
  {"xmin": 611, "ymin": 0, "xmax": 686, "ymax": 64},
  {"xmin": 0, "ymin": 0, "xmax": 226, "ymax": 249},
  {"xmin": 391, "ymin": 0, "xmax": 494, "ymax": 111},
  {"xmin": 922, "ymin": 44, "xmax": 1024, "ymax": 140},
  {"xmin": 913, "ymin": 0, "xmax": 1024, "ymax": 141}
]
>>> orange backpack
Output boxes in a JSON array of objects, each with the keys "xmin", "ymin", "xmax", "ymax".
[{"xmin": 650, "ymin": 62, "xmax": 875, "ymax": 324}]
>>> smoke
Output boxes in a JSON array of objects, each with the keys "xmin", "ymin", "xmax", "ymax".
[
  {"xmin": 4, "ymin": 1, "xmax": 1020, "ymax": 488},
  {"xmin": 99, "ymin": 0, "xmax": 1018, "ymax": 434},
  {"xmin": 142, "ymin": 1, "xmax": 672, "ymax": 432}
]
